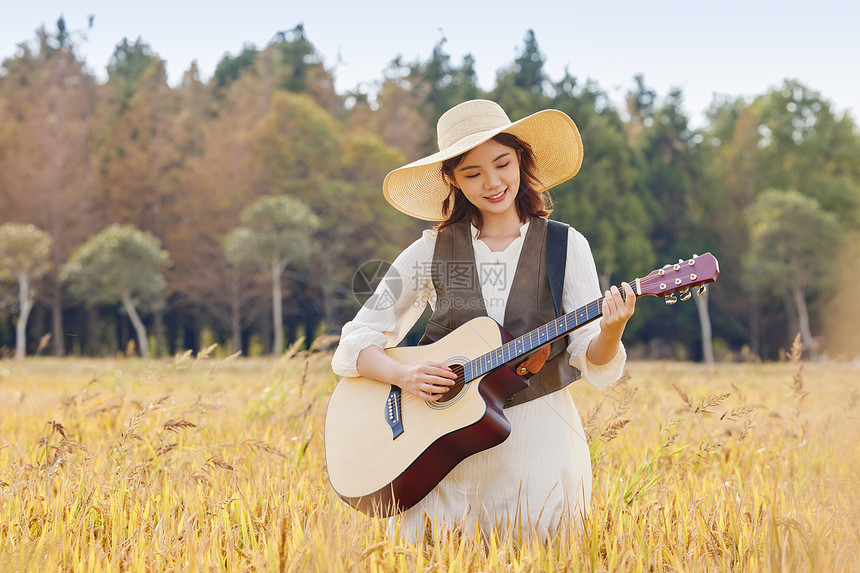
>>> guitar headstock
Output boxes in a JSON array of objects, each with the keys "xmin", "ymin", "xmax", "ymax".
[{"xmin": 635, "ymin": 253, "xmax": 720, "ymax": 304}]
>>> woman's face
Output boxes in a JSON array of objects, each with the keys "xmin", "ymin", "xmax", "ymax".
[{"xmin": 451, "ymin": 139, "xmax": 520, "ymax": 219}]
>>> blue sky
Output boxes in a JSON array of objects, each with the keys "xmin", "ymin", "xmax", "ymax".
[{"xmin": 2, "ymin": 0, "xmax": 858, "ymax": 127}]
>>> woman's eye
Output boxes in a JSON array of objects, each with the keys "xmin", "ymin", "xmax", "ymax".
[
  {"xmin": 464, "ymin": 173, "xmax": 480, "ymax": 179},
  {"xmin": 497, "ymin": 162, "xmax": 510, "ymax": 169}
]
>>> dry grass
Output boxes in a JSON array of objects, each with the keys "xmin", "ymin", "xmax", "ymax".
[{"xmin": 0, "ymin": 343, "xmax": 858, "ymax": 571}]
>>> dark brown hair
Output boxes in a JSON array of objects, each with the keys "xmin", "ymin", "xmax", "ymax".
[{"xmin": 435, "ymin": 132, "xmax": 552, "ymax": 231}]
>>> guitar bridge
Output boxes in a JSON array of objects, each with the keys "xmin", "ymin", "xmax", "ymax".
[{"xmin": 385, "ymin": 385, "xmax": 404, "ymax": 440}]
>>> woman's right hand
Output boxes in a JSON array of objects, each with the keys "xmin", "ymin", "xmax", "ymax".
[
  {"xmin": 356, "ymin": 346, "xmax": 457, "ymax": 402},
  {"xmin": 397, "ymin": 362, "xmax": 457, "ymax": 401}
]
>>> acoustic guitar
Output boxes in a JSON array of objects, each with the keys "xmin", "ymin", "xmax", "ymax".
[{"xmin": 324, "ymin": 253, "xmax": 719, "ymax": 517}]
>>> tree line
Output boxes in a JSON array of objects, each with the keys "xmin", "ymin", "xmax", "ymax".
[{"xmin": 1, "ymin": 20, "xmax": 858, "ymax": 361}]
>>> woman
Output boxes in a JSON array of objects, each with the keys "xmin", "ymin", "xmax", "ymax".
[{"xmin": 331, "ymin": 99, "xmax": 636, "ymax": 542}]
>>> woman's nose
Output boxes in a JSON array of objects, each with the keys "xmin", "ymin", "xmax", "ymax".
[{"xmin": 484, "ymin": 170, "xmax": 501, "ymax": 189}]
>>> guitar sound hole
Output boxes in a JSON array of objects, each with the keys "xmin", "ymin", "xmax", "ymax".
[{"xmin": 436, "ymin": 363, "xmax": 466, "ymax": 403}]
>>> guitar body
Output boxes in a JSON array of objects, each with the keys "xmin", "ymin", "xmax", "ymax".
[{"xmin": 324, "ymin": 316, "xmax": 528, "ymax": 517}]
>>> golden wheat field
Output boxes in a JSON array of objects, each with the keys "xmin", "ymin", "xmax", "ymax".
[{"xmin": 0, "ymin": 342, "xmax": 858, "ymax": 572}]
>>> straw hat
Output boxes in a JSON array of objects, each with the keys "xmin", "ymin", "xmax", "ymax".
[{"xmin": 382, "ymin": 99, "xmax": 583, "ymax": 221}]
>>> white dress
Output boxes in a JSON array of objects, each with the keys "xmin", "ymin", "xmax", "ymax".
[{"xmin": 331, "ymin": 220, "xmax": 626, "ymax": 542}]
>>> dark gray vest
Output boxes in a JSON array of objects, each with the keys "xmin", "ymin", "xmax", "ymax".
[{"xmin": 419, "ymin": 217, "xmax": 581, "ymax": 407}]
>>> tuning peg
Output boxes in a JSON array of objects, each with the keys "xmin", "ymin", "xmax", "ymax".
[
  {"xmin": 679, "ymin": 289, "xmax": 691, "ymax": 301},
  {"xmin": 697, "ymin": 285, "xmax": 707, "ymax": 296},
  {"xmin": 664, "ymin": 294, "xmax": 678, "ymax": 305}
]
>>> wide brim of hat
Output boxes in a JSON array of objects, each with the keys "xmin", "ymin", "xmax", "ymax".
[{"xmin": 382, "ymin": 109, "xmax": 583, "ymax": 221}]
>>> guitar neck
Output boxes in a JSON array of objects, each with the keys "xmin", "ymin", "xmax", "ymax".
[
  {"xmin": 463, "ymin": 280, "xmax": 641, "ymax": 383},
  {"xmin": 459, "ymin": 252, "xmax": 720, "ymax": 383}
]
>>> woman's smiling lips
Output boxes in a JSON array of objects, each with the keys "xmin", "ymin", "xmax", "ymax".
[{"xmin": 484, "ymin": 189, "xmax": 508, "ymax": 202}]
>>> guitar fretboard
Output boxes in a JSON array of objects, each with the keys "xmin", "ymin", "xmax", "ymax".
[{"xmin": 462, "ymin": 282, "xmax": 639, "ymax": 383}]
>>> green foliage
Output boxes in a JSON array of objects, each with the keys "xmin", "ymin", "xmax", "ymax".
[
  {"xmin": 411, "ymin": 38, "xmax": 482, "ymax": 121},
  {"xmin": 512, "ymin": 29, "xmax": 546, "ymax": 93},
  {"xmin": 744, "ymin": 189, "xmax": 842, "ymax": 296},
  {"xmin": 272, "ymin": 24, "xmax": 325, "ymax": 94},
  {"xmin": 549, "ymin": 77, "xmax": 654, "ymax": 287},
  {"xmin": 214, "ymin": 44, "xmax": 258, "ymax": 90},
  {"xmin": 61, "ymin": 224, "xmax": 171, "ymax": 310},
  {"xmin": 397, "ymin": 37, "xmax": 484, "ymax": 154},
  {"xmin": 223, "ymin": 195, "xmax": 321, "ymax": 355},
  {"xmin": 55, "ymin": 16, "xmax": 69, "ymax": 48},
  {"xmin": 0, "ymin": 223, "xmax": 53, "ymax": 281},
  {"xmin": 108, "ymin": 38, "xmax": 167, "ymax": 114},
  {"xmin": 635, "ymin": 88, "xmax": 705, "ymax": 261},
  {"xmin": 492, "ymin": 30, "xmax": 550, "ymax": 113},
  {"xmin": 626, "ymin": 74, "xmax": 657, "ymax": 123},
  {"xmin": 249, "ymin": 91, "xmax": 342, "ymax": 197},
  {"xmin": 107, "ymin": 38, "xmax": 164, "ymax": 109},
  {"xmin": 223, "ymin": 196, "xmax": 320, "ymax": 271},
  {"xmin": 753, "ymin": 80, "xmax": 860, "ymax": 225},
  {"xmin": 108, "ymin": 38, "xmax": 159, "ymax": 82}
]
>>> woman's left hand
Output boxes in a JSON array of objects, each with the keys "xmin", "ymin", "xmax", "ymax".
[
  {"xmin": 600, "ymin": 282, "xmax": 636, "ymax": 336},
  {"xmin": 586, "ymin": 282, "xmax": 636, "ymax": 366}
]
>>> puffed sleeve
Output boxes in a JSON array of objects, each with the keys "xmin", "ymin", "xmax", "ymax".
[
  {"xmin": 330, "ymin": 230, "xmax": 437, "ymax": 378},
  {"xmin": 563, "ymin": 227, "xmax": 627, "ymax": 390}
]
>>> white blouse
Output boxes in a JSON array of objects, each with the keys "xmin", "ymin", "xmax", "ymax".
[{"xmin": 331, "ymin": 220, "xmax": 626, "ymax": 389}]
